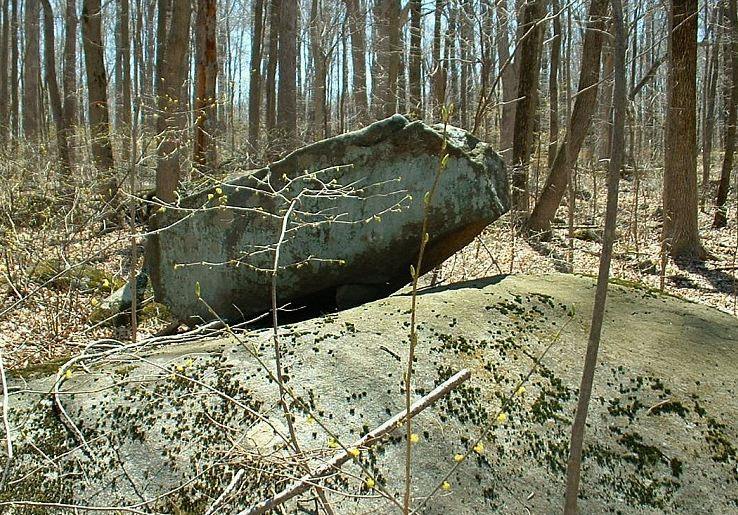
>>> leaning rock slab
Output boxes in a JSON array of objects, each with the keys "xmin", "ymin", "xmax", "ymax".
[
  {"xmin": 2, "ymin": 274, "xmax": 737, "ymax": 513},
  {"xmin": 147, "ymin": 115, "xmax": 508, "ymax": 322}
]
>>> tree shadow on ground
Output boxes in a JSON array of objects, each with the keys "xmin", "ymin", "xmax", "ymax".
[
  {"xmin": 674, "ymin": 258, "xmax": 738, "ymax": 297},
  {"xmin": 527, "ymin": 237, "xmax": 574, "ymax": 274}
]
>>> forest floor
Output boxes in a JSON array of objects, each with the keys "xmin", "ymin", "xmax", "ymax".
[{"xmin": 1, "ymin": 167, "xmax": 736, "ymax": 371}]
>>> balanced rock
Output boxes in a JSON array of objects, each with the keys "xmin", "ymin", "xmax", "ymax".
[
  {"xmin": 2, "ymin": 274, "xmax": 737, "ymax": 513},
  {"xmin": 147, "ymin": 115, "xmax": 508, "ymax": 322}
]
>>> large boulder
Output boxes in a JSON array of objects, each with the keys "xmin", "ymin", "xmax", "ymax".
[
  {"xmin": 2, "ymin": 274, "xmax": 737, "ymax": 513},
  {"xmin": 147, "ymin": 115, "xmax": 508, "ymax": 323}
]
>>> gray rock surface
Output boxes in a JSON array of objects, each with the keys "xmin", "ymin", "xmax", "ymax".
[
  {"xmin": 147, "ymin": 115, "xmax": 508, "ymax": 322},
  {"xmin": 2, "ymin": 274, "xmax": 737, "ymax": 513}
]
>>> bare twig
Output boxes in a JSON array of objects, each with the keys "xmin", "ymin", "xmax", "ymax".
[{"xmin": 243, "ymin": 368, "xmax": 471, "ymax": 515}]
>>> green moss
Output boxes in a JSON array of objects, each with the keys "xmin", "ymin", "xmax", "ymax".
[{"xmin": 30, "ymin": 258, "xmax": 123, "ymax": 291}]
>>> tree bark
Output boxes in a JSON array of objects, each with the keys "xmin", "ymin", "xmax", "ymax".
[
  {"xmin": 345, "ymin": 0, "xmax": 368, "ymax": 125},
  {"xmin": 714, "ymin": 0, "xmax": 738, "ymax": 229},
  {"xmin": 248, "ymin": 0, "xmax": 264, "ymax": 148},
  {"xmin": 276, "ymin": 0, "xmax": 297, "ymax": 151},
  {"xmin": 526, "ymin": 0, "xmax": 609, "ymax": 236},
  {"xmin": 430, "ymin": 0, "xmax": 445, "ymax": 118},
  {"xmin": 548, "ymin": 0, "xmax": 561, "ymax": 169},
  {"xmin": 23, "ymin": 0, "xmax": 41, "ymax": 141},
  {"xmin": 702, "ymin": 5, "xmax": 721, "ymax": 209},
  {"xmin": 115, "ymin": 0, "xmax": 132, "ymax": 156},
  {"xmin": 194, "ymin": 0, "xmax": 218, "ymax": 171},
  {"xmin": 265, "ymin": 0, "xmax": 279, "ymax": 138},
  {"xmin": 0, "ymin": 0, "xmax": 10, "ymax": 143},
  {"xmin": 563, "ymin": 0, "xmax": 625, "ymax": 510},
  {"xmin": 82, "ymin": 0, "xmax": 116, "ymax": 183},
  {"xmin": 9, "ymin": 0, "xmax": 17, "ymax": 137},
  {"xmin": 373, "ymin": 0, "xmax": 400, "ymax": 118},
  {"xmin": 496, "ymin": 0, "xmax": 520, "ymax": 162},
  {"xmin": 595, "ymin": 41, "xmax": 614, "ymax": 165},
  {"xmin": 511, "ymin": 0, "xmax": 545, "ymax": 215},
  {"xmin": 663, "ymin": 0, "xmax": 704, "ymax": 258},
  {"xmin": 41, "ymin": 0, "xmax": 72, "ymax": 174},
  {"xmin": 408, "ymin": 0, "xmax": 421, "ymax": 118},
  {"xmin": 62, "ymin": 0, "xmax": 77, "ymax": 146},
  {"xmin": 309, "ymin": 0, "xmax": 327, "ymax": 139},
  {"xmin": 154, "ymin": 0, "xmax": 191, "ymax": 203}
]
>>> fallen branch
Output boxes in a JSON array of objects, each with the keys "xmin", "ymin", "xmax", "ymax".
[{"xmin": 241, "ymin": 368, "xmax": 472, "ymax": 515}]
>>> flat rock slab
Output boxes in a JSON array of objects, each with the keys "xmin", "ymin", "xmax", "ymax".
[
  {"xmin": 147, "ymin": 115, "xmax": 508, "ymax": 322},
  {"xmin": 3, "ymin": 274, "xmax": 737, "ymax": 513}
]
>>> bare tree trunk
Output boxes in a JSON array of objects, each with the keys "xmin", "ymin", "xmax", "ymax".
[
  {"xmin": 563, "ymin": 0, "xmax": 625, "ymax": 510},
  {"xmin": 0, "ymin": 0, "xmax": 10, "ymax": 143},
  {"xmin": 596, "ymin": 41, "xmax": 614, "ymax": 165},
  {"xmin": 496, "ymin": 0, "xmax": 520, "ymax": 162},
  {"xmin": 446, "ymin": 4, "xmax": 457, "ymax": 124},
  {"xmin": 714, "ymin": 0, "xmax": 738, "ymax": 229},
  {"xmin": 702, "ymin": 5, "xmax": 721, "ymax": 210},
  {"xmin": 248, "ymin": 0, "xmax": 264, "ymax": 148},
  {"xmin": 459, "ymin": 0, "xmax": 473, "ymax": 128},
  {"xmin": 62, "ymin": 0, "xmax": 77, "ymax": 149},
  {"xmin": 526, "ymin": 0, "xmax": 609, "ymax": 236},
  {"xmin": 277, "ymin": 0, "xmax": 297, "ymax": 150},
  {"xmin": 430, "ymin": 0, "xmax": 445, "ymax": 117},
  {"xmin": 82, "ymin": 0, "xmax": 116, "ymax": 185},
  {"xmin": 373, "ymin": 0, "xmax": 400, "ymax": 118},
  {"xmin": 265, "ymin": 0, "xmax": 279, "ymax": 138},
  {"xmin": 309, "ymin": 0, "xmax": 327, "ymax": 139},
  {"xmin": 408, "ymin": 0, "xmax": 421, "ymax": 118},
  {"xmin": 547, "ymin": 0, "xmax": 561, "ymax": 169},
  {"xmin": 193, "ymin": 0, "xmax": 218, "ymax": 171},
  {"xmin": 511, "ymin": 0, "xmax": 545, "ymax": 215},
  {"xmin": 9, "ymin": 0, "xmax": 17, "ymax": 137},
  {"xmin": 116, "ymin": 0, "xmax": 132, "ymax": 161},
  {"xmin": 23, "ymin": 0, "xmax": 41, "ymax": 141},
  {"xmin": 345, "ymin": 0, "xmax": 368, "ymax": 125},
  {"xmin": 10, "ymin": 0, "xmax": 16, "ymax": 136},
  {"xmin": 41, "ymin": 0, "xmax": 72, "ymax": 174},
  {"xmin": 154, "ymin": 0, "xmax": 191, "ymax": 203},
  {"xmin": 663, "ymin": 0, "xmax": 704, "ymax": 258}
]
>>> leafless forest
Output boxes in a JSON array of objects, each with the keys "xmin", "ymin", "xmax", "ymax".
[
  {"xmin": 0, "ymin": 0, "xmax": 736, "ymax": 512},
  {"xmin": 0, "ymin": 1, "xmax": 733, "ymax": 348},
  {"xmin": 0, "ymin": 0, "xmax": 735, "ymax": 360}
]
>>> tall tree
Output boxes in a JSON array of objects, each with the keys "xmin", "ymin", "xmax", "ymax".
[
  {"xmin": 373, "ymin": 0, "xmax": 400, "ymax": 118},
  {"xmin": 564, "ymin": 0, "xmax": 626, "ymax": 510},
  {"xmin": 277, "ymin": 0, "xmax": 298, "ymax": 150},
  {"xmin": 430, "ymin": 0, "xmax": 445, "ymax": 117},
  {"xmin": 265, "ymin": 0, "xmax": 280, "ymax": 139},
  {"xmin": 9, "ymin": 0, "xmax": 18, "ymax": 137},
  {"xmin": 41, "ymin": 0, "xmax": 72, "ymax": 173},
  {"xmin": 345, "ymin": 0, "xmax": 368, "ymax": 124},
  {"xmin": 309, "ymin": 0, "xmax": 328, "ymax": 138},
  {"xmin": 248, "ymin": 0, "xmax": 264, "ymax": 147},
  {"xmin": 82, "ymin": 0, "xmax": 116, "ymax": 187},
  {"xmin": 548, "ymin": 0, "xmax": 561, "ymax": 169},
  {"xmin": 510, "ymin": 0, "xmax": 545, "ymax": 215},
  {"xmin": 23, "ymin": 0, "xmax": 41, "ymax": 141},
  {"xmin": 496, "ymin": 0, "xmax": 520, "ymax": 161},
  {"xmin": 663, "ymin": 0, "xmax": 704, "ymax": 258},
  {"xmin": 526, "ymin": 0, "xmax": 609, "ymax": 235},
  {"xmin": 701, "ymin": 6, "xmax": 720, "ymax": 209},
  {"xmin": 0, "ymin": 0, "xmax": 10, "ymax": 143},
  {"xmin": 193, "ymin": 0, "xmax": 218, "ymax": 171},
  {"xmin": 408, "ymin": 0, "xmax": 421, "ymax": 118},
  {"xmin": 115, "ymin": 0, "xmax": 132, "ymax": 156},
  {"xmin": 714, "ymin": 0, "xmax": 738, "ymax": 228},
  {"xmin": 154, "ymin": 0, "xmax": 192, "ymax": 202},
  {"xmin": 62, "ymin": 0, "xmax": 77, "ymax": 148}
]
